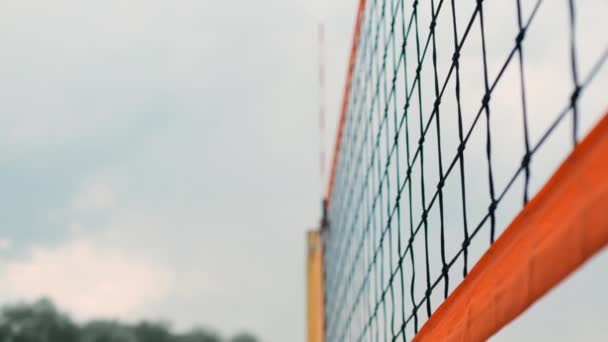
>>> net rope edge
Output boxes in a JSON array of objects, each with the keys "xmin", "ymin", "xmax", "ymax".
[{"xmin": 326, "ymin": 0, "xmax": 368, "ymax": 206}]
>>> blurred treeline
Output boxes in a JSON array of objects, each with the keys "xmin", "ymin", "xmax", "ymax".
[{"xmin": 0, "ymin": 298, "xmax": 258, "ymax": 342}]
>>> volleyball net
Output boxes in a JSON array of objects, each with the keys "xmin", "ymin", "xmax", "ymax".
[{"xmin": 309, "ymin": 0, "xmax": 608, "ymax": 340}]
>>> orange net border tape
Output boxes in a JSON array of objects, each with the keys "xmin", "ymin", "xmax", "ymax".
[{"xmin": 413, "ymin": 112, "xmax": 608, "ymax": 341}]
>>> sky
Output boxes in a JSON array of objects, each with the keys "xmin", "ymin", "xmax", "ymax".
[
  {"xmin": 0, "ymin": 0, "xmax": 358, "ymax": 340},
  {"xmin": 0, "ymin": 0, "xmax": 606, "ymax": 341}
]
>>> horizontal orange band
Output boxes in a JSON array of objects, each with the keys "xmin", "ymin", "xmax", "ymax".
[{"xmin": 414, "ymin": 113, "xmax": 608, "ymax": 341}]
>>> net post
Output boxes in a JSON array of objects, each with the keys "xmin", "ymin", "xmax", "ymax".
[
  {"xmin": 307, "ymin": 228, "xmax": 324, "ymax": 342},
  {"xmin": 307, "ymin": 199, "xmax": 329, "ymax": 342}
]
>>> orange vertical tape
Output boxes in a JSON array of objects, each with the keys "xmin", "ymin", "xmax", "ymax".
[
  {"xmin": 325, "ymin": 0, "xmax": 367, "ymax": 206},
  {"xmin": 413, "ymin": 113, "xmax": 608, "ymax": 341}
]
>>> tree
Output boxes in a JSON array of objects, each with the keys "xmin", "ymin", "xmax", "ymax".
[
  {"xmin": 175, "ymin": 328, "xmax": 221, "ymax": 342},
  {"xmin": 0, "ymin": 298, "xmax": 79, "ymax": 342},
  {"xmin": 81, "ymin": 321, "xmax": 136, "ymax": 342},
  {"xmin": 0, "ymin": 299, "xmax": 260, "ymax": 342},
  {"xmin": 132, "ymin": 321, "xmax": 172, "ymax": 342},
  {"xmin": 229, "ymin": 333, "xmax": 259, "ymax": 342}
]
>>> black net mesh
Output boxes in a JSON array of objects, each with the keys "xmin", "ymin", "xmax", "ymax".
[{"xmin": 322, "ymin": 0, "xmax": 607, "ymax": 340}]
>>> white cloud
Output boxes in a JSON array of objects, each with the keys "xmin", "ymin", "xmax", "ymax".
[
  {"xmin": 0, "ymin": 177, "xmax": 174, "ymax": 320},
  {"xmin": 73, "ymin": 180, "xmax": 117, "ymax": 212},
  {"xmin": 0, "ymin": 239, "xmax": 172, "ymax": 320},
  {"xmin": 0, "ymin": 238, "xmax": 11, "ymax": 252}
]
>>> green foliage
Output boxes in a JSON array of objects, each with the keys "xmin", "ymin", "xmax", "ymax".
[
  {"xmin": 132, "ymin": 321, "xmax": 172, "ymax": 342},
  {"xmin": 0, "ymin": 299, "xmax": 259, "ymax": 342},
  {"xmin": 0, "ymin": 299, "xmax": 79, "ymax": 342},
  {"xmin": 174, "ymin": 328, "xmax": 221, "ymax": 342},
  {"xmin": 229, "ymin": 333, "xmax": 258, "ymax": 342},
  {"xmin": 81, "ymin": 321, "xmax": 137, "ymax": 342}
]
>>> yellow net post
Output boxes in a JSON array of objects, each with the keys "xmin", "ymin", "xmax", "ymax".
[{"xmin": 307, "ymin": 230, "xmax": 324, "ymax": 342}]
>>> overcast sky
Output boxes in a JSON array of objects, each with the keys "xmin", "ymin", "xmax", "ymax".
[
  {"xmin": 0, "ymin": 0, "xmax": 606, "ymax": 341},
  {"xmin": 0, "ymin": 1, "xmax": 357, "ymax": 341}
]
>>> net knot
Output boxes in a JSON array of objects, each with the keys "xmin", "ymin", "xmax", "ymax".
[
  {"xmin": 418, "ymin": 136, "xmax": 425, "ymax": 146},
  {"xmin": 488, "ymin": 200, "xmax": 497, "ymax": 213},
  {"xmin": 521, "ymin": 152, "xmax": 531, "ymax": 168},
  {"xmin": 429, "ymin": 18, "xmax": 437, "ymax": 32},
  {"xmin": 482, "ymin": 93, "xmax": 491, "ymax": 107},
  {"xmin": 442, "ymin": 264, "xmax": 449, "ymax": 277},
  {"xmin": 452, "ymin": 51, "xmax": 460, "ymax": 65},
  {"xmin": 437, "ymin": 178, "xmax": 445, "ymax": 191},
  {"xmin": 571, "ymin": 85, "xmax": 581, "ymax": 106},
  {"xmin": 515, "ymin": 29, "xmax": 526, "ymax": 46},
  {"xmin": 462, "ymin": 239, "xmax": 470, "ymax": 249},
  {"xmin": 422, "ymin": 209, "xmax": 428, "ymax": 221},
  {"xmin": 433, "ymin": 99, "xmax": 442, "ymax": 110},
  {"xmin": 457, "ymin": 142, "xmax": 465, "ymax": 155}
]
